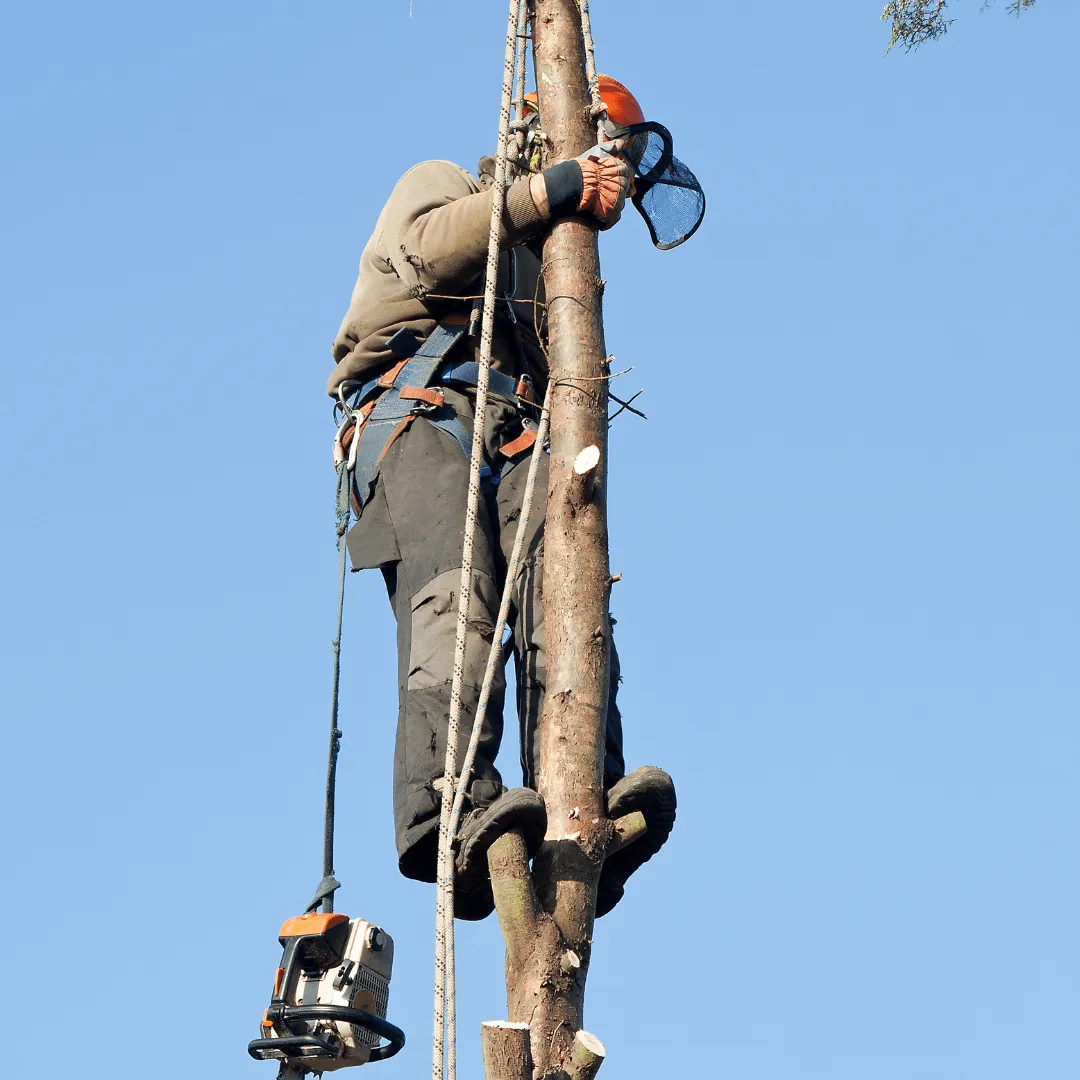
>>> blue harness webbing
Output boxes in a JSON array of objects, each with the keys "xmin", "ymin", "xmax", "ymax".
[{"xmin": 343, "ymin": 322, "xmax": 537, "ymax": 514}]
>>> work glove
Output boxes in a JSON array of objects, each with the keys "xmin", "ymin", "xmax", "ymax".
[{"xmin": 534, "ymin": 145, "xmax": 633, "ymax": 228}]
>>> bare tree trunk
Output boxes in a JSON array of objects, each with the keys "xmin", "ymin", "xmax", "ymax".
[{"xmin": 483, "ymin": 2, "xmax": 633, "ymax": 1076}]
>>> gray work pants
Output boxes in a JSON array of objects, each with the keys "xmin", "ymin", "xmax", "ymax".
[{"xmin": 346, "ymin": 387, "xmax": 625, "ymax": 882}]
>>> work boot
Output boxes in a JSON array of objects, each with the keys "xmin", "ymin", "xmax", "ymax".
[
  {"xmin": 453, "ymin": 787, "xmax": 547, "ymax": 921},
  {"xmin": 596, "ymin": 766, "xmax": 677, "ymax": 918}
]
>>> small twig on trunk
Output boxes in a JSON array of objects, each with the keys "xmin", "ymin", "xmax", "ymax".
[
  {"xmin": 481, "ymin": 1021, "xmax": 534, "ymax": 1080},
  {"xmin": 607, "ymin": 389, "xmax": 647, "ymax": 424}
]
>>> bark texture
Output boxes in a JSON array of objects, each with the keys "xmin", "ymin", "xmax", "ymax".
[{"xmin": 485, "ymin": 2, "xmax": 616, "ymax": 1075}]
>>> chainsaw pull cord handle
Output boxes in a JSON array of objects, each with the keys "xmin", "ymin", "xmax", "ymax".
[{"xmin": 309, "ymin": 458, "xmax": 351, "ymax": 915}]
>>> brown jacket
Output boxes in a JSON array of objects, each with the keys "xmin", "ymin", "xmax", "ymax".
[{"xmin": 329, "ymin": 160, "xmax": 549, "ymax": 398}]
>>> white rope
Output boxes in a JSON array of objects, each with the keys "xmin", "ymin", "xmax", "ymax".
[
  {"xmin": 447, "ymin": 389, "xmax": 551, "ymax": 844},
  {"xmin": 432, "ymin": 3, "xmax": 525, "ymax": 1079},
  {"xmin": 440, "ymin": 389, "xmax": 550, "ymax": 1080}
]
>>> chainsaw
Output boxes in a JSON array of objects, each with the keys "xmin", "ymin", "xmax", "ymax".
[{"xmin": 248, "ymin": 910, "xmax": 405, "ymax": 1077}]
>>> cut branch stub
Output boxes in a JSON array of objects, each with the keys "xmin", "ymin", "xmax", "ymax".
[
  {"xmin": 568, "ymin": 444, "xmax": 600, "ymax": 511},
  {"xmin": 566, "ymin": 1030, "xmax": 606, "ymax": 1080},
  {"xmin": 481, "ymin": 1021, "xmax": 533, "ymax": 1080},
  {"xmin": 488, "ymin": 830, "xmax": 541, "ymax": 966},
  {"xmin": 606, "ymin": 810, "xmax": 647, "ymax": 858}
]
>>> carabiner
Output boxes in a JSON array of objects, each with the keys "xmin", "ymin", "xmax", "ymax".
[{"xmin": 333, "ymin": 412, "xmax": 356, "ymax": 469}]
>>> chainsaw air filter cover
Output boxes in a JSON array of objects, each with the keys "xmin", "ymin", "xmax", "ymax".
[{"xmin": 248, "ymin": 911, "xmax": 405, "ymax": 1074}]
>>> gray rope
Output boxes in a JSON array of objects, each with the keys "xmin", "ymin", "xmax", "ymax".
[
  {"xmin": 319, "ymin": 460, "xmax": 351, "ymax": 915},
  {"xmin": 511, "ymin": 0, "xmax": 530, "ymax": 164},
  {"xmin": 578, "ymin": 0, "xmax": 607, "ymax": 141},
  {"xmin": 432, "ymin": 3, "xmax": 524, "ymax": 1080}
]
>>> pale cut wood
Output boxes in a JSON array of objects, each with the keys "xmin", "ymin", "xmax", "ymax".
[
  {"xmin": 481, "ymin": 1021, "xmax": 533, "ymax": 1080},
  {"xmin": 567, "ymin": 1030, "xmax": 606, "ymax": 1080},
  {"xmin": 568, "ymin": 444, "xmax": 600, "ymax": 510},
  {"xmin": 559, "ymin": 948, "xmax": 582, "ymax": 975},
  {"xmin": 574, "ymin": 444, "xmax": 601, "ymax": 474}
]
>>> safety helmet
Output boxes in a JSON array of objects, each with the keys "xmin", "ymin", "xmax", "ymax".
[
  {"xmin": 522, "ymin": 74, "xmax": 704, "ymax": 250},
  {"xmin": 523, "ymin": 74, "xmax": 644, "ymax": 127}
]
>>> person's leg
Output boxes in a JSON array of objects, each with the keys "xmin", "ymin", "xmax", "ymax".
[
  {"xmin": 494, "ymin": 447, "xmax": 624, "ymax": 790},
  {"xmin": 347, "ymin": 414, "xmax": 507, "ymax": 883},
  {"xmin": 347, "ymin": 393, "xmax": 547, "ymax": 919}
]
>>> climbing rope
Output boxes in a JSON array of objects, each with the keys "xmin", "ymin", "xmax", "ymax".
[
  {"xmin": 510, "ymin": 0, "xmax": 530, "ymax": 167},
  {"xmin": 433, "ymin": 4, "xmax": 609, "ymax": 1079},
  {"xmin": 578, "ymin": 0, "xmax": 607, "ymax": 140},
  {"xmin": 438, "ymin": 381, "xmax": 552, "ymax": 1080},
  {"xmin": 432, "ymin": 2, "xmax": 526, "ymax": 1080}
]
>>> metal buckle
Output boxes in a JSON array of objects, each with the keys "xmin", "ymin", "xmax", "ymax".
[{"xmin": 516, "ymin": 372, "xmax": 539, "ymax": 411}]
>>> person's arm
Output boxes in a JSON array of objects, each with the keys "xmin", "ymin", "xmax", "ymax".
[
  {"xmin": 380, "ymin": 155, "xmax": 630, "ymax": 295},
  {"xmin": 382, "ymin": 160, "xmax": 545, "ymax": 295}
]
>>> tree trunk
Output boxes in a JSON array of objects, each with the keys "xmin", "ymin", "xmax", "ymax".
[{"xmin": 484, "ymin": 1, "xmax": 619, "ymax": 1076}]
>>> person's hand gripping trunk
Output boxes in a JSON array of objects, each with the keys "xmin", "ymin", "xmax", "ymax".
[{"xmin": 529, "ymin": 141, "xmax": 633, "ymax": 228}]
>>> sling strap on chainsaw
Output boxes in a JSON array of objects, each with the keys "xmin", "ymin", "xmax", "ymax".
[{"xmin": 336, "ymin": 320, "xmax": 540, "ymax": 515}]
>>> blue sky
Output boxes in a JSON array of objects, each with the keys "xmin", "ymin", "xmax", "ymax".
[{"xmin": 2, "ymin": 2, "xmax": 1077, "ymax": 1078}]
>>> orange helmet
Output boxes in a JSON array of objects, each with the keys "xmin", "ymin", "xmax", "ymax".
[
  {"xmin": 523, "ymin": 74, "xmax": 644, "ymax": 127},
  {"xmin": 595, "ymin": 75, "xmax": 644, "ymax": 127}
]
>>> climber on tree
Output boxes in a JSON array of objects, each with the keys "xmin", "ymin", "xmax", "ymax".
[{"xmin": 328, "ymin": 76, "xmax": 678, "ymax": 923}]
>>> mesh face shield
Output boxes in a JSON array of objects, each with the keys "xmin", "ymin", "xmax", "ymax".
[{"xmin": 622, "ymin": 122, "xmax": 705, "ymax": 250}]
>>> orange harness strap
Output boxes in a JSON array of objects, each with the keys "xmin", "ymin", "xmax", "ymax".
[{"xmin": 498, "ymin": 427, "xmax": 537, "ymax": 459}]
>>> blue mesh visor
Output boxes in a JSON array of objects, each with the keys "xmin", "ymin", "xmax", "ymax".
[{"xmin": 623, "ymin": 122, "xmax": 705, "ymax": 250}]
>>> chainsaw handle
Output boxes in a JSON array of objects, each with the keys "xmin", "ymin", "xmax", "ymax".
[
  {"xmin": 261, "ymin": 1004, "xmax": 406, "ymax": 1063},
  {"xmin": 248, "ymin": 1034, "xmax": 340, "ymax": 1060}
]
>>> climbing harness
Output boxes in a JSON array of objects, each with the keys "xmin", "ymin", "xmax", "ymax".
[{"xmin": 335, "ymin": 320, "xmax": 540, "ymax": 518}]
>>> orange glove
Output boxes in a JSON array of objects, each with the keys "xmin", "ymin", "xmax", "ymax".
[
  {"xmin": 577, "ymin": 152, "xmax": 632, "ymax": 225},
  {"xmin": 533, "ymin": 148, "xmax": 633, "ymax": 227}
]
